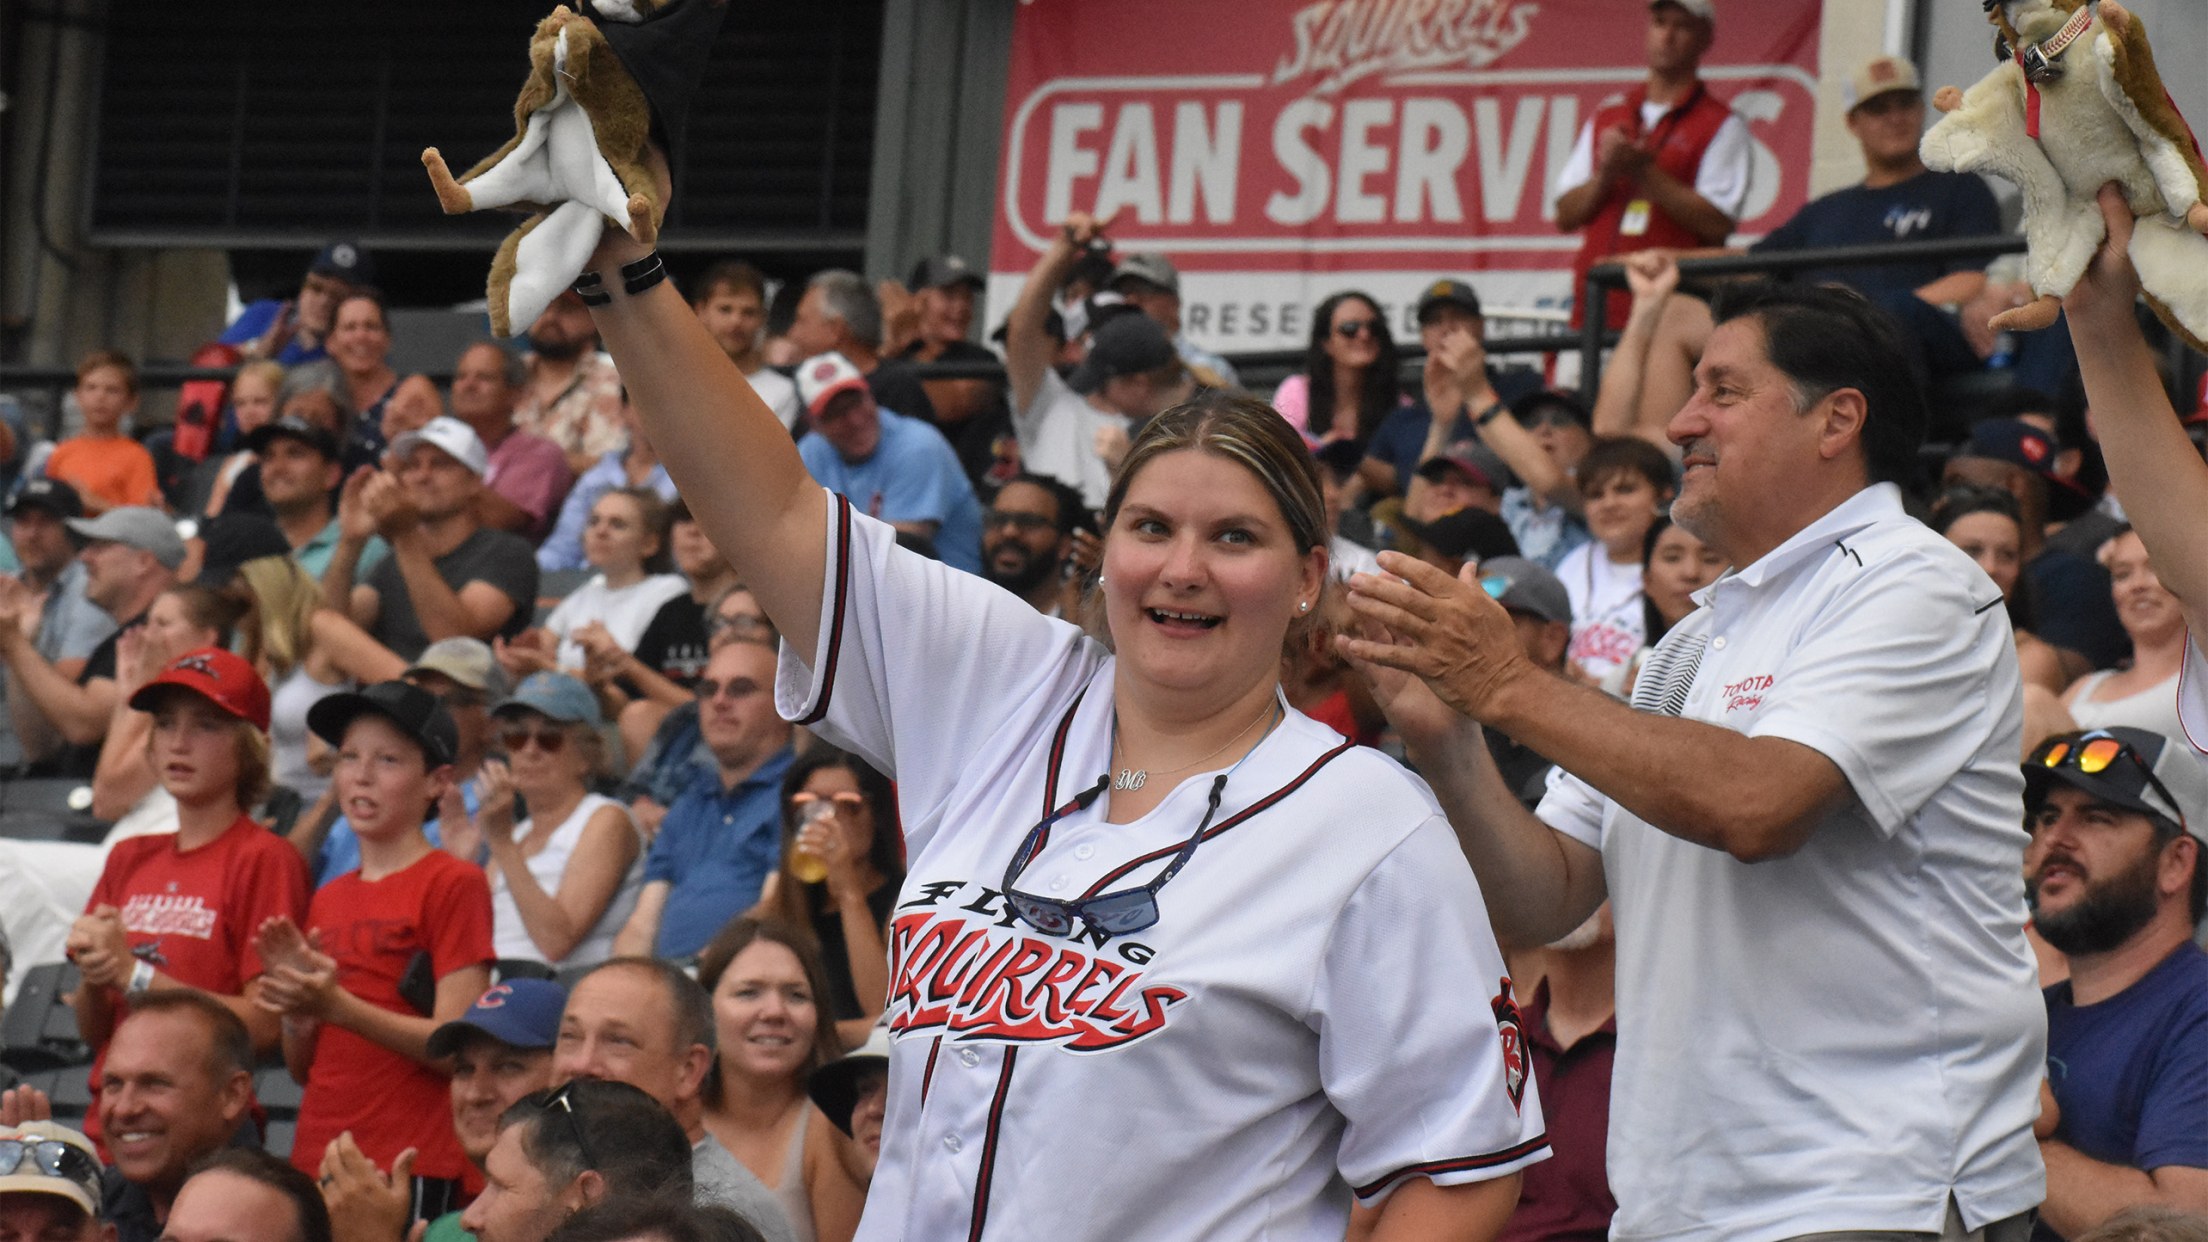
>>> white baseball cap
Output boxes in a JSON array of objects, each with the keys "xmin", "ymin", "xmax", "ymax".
[
  {"xmin": 796, "ymin": 352, "xmax": 870, "ymax": 419},
  {"xmin": 1653, "ymin": 0, "xmax": 1715, "ymax": 22},
  {"xmin": 390, "ymin": 416, "xmax": 490, "ymax": 477}
]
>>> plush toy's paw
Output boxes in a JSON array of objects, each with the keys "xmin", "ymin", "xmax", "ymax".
[
  {"xmin": 1990, "ymin": 294, "xmax": 2064, "ymax": 333},
  {"xmin": 2188, "ymin": 202, "xmax": 2208, "ymax": 236},
  {"xmin": 1933, "ymin": 85, "xmax": 1964, "ymax": 114},
  {"xmin": 2099, "ymin": 0, "xmax": 2131, "ymax": 36},
  {"xmin": 625, "ymin": 193, "xmax": 659, "ymax": 246},
  {"xmin": 422, "ymin": 149, "xmax": 475, "ymax": 215}
]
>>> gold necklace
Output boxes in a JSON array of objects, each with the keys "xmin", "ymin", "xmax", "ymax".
[{"xmin": 1112, "ymin": 698, "xmax": 1281, "ymax": 792}]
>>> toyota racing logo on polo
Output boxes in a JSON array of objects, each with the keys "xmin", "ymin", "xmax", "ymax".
[{"xmin": 888, "ymin": 881, "xmax": 1187, "ymax": 1053}]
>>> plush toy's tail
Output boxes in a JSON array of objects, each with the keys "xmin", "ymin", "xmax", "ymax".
[{"xmin": 488, "ymin": 201, "xmax": 608, "ymax": 338}]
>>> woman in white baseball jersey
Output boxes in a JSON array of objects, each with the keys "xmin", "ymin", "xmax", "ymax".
[{"xmin": 578, "ymin": 202, "xmax": 1545, "ymax": 1241}]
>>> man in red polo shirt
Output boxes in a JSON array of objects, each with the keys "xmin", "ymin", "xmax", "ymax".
[{"xmin": 1552, "ymin": 0, "xmax": 1749, "ymax": 328}]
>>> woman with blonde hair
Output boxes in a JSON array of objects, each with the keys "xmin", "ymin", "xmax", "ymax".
[{"xmin": 580, "ymin": 188, "xmax": 1541, "ymax": 1240}]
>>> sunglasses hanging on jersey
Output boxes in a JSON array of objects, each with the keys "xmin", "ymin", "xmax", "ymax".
[{"xmin": 1002, "ymin": 774, "xmax": 1226, "ymax": 937}]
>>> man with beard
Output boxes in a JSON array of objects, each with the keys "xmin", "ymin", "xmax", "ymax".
[
  {"xmin": 244, "ymin": 416, "xmax": 383, "ymax": 580},
  {"xmin": 2024, "ymin": 727, "xmax": 2208, "ymax": 1239},
  {"xmin": 517, "ymin": 292, "xmax": 627, "ymax": 479},
  {"xmin": 980, "ymin": 473, "xmax": 1087, "ymax": 616}
]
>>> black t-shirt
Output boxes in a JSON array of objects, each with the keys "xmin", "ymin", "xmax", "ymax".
[
  {"xmin": 866, "ymin": 358, "xmax": 939, "ymax": 425},
  {"xmin": 630, "ymin": 593, "xmax": 710, "ymax": 690},
  {"xmin": 56, "ymin": 608, "xmax": 147, "ymax": 778},
  {"xmin": 905, "ymin": 340, "xmax": 1020, "ymax": 495},
  {"xmin": 362, "ymin": 527, "xmax": 539, "ymax": 662}
]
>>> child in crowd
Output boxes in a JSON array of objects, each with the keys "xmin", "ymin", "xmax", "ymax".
[
  {"xmin": 68, "ymin": 648, "xmax": 309, "ymax": 1134},
  {"xmin": 1552, "ymin": 436, "xmax": 1676, "ymax": 690},
  {"xmin": 256, "ymin": 680, "xmax": 493, "ymax": 1215},
  {"xmin": 47, "ymin": 350, "xmax": 160, "ymax": 514}
]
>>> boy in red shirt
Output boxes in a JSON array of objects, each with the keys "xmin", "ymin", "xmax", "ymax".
[
  {"xmin": 68, "ymin": 648, "xmax": 310, "ymax": 1141},
  {"xmin": 255, "ymin": 681, "xmax": 493, "ymax": 1219}
]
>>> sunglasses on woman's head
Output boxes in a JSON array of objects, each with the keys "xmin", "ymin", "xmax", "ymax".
[{"xmin": 791, "ymin": 791, "xmax": 864, "ymax": 809}]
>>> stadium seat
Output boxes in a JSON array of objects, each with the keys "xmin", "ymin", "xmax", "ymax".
[{"xmin": 0, "ymin": 962, "xmax": 90, "ymax": 1073}]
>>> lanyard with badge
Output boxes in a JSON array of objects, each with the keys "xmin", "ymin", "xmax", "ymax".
[{"xmin": 1619, "ymin": 85, "xmax": 1705, "ymax": 237}]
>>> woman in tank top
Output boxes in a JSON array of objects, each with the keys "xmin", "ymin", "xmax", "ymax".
[
  {"xmin": 477, "ymin": 671, "xmax": 642, "ymax": 966},
  {"xmin": 698, "ymin": 917, "xmax": 867, "ymax": 1242},
  {"xmin": 2061, "ymin": 526, "xmax": 2188, "ymax": 741}
]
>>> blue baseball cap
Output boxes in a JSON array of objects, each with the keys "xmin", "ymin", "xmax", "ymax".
[
  {"xmin": 493, "ymin": 671, "xmax": 603, "ymax": 728},
  {"xmin": 426, "ymin": 978, "xmax": 568, "ymax": 1058}
]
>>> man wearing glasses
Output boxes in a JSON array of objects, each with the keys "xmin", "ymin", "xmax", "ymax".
[
  {"xmin": 0, "ymin": 1122, "xmax": 109, "ymax": 1242},
  {"xmin": 2023, "ymin": 728, "xmax": 2208, "ymax": 1238},
  {"xmin": 978, "ymin": 474, "xmax": 1090, "ymax": 618},
  {"xmin": 612, "ymin": 640, "xmax": 794, "ymax": 960}
]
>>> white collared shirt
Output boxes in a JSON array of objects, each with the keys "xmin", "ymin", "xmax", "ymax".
[{"xmin": 1537, "ymin": 484, "xmax": 2046, "ymax": 1241}]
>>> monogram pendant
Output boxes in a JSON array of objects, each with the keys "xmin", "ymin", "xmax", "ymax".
[{"xmin": 1114, "ymin": 768, "xmax": 1147, "ymax": 791}]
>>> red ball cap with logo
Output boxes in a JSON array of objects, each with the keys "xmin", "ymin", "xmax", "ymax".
[{"xmin": 128, "ymin": 647, "xmax": 272, "ymax": 732}]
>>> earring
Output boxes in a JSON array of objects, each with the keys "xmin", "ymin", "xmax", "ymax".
[{"xmin": 1298, "ymin": 600, "xmax": 1310, "ymax": 614}]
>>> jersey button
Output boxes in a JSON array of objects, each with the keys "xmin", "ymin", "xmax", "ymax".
[
  {"xmin": 958, "ymin": 1048, "xmax": 980, "ymax": 1068},
  {"xmin": 943, "ymin": 1133, "xmax": 964, "ymax": 1153},
  {"xmin": 1074, "ymin": 843, "xmax": 1096, "ymax": 860},
  {"xmin": 1712, "ymin": 636, "xmax": 1727, "ymax": 650},
  {"xmin": 1049, "ymin": 876, "xmax": 1070, "ymax": 893}
]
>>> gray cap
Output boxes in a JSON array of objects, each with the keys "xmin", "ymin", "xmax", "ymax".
[
  {"xmin": 406, "ymin": 638, "xmax": 507, "ymax": 698},
  {"xmin": 66, "ymin": 507, "xmax": 186, "ymax": 570},
  {"xmin": 1110, "ymin": 253, "xmax": 1181, "ymax": 296},
  {"xmin": 1477, "ymin": 556, "xmax": 1571, "ymax": 624}
]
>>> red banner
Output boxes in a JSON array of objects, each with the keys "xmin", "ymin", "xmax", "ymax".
[{"xmin": 988, "ymin": 0, "xmax": 1824, "ymax": 353}]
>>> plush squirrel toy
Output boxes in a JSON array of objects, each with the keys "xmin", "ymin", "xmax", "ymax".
[
  {"xmin": 1919, "ymin": 0, "xmax": 2208, "ymax": 352},
  {"xmin": 422, "ymin": 0, "xmax": 726, "ymax": 337}
]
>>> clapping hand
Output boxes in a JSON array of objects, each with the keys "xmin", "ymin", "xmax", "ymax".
[
  {"xmin": 336, "ymin": 468, "xmax": 380, "ymax": 545},
  {"xmin": 494, "ymin": 631, "xmax": 557, "ymax": 681},
  {"xmin": 1423, "ymin": 324, "xmax": 1487, "ymax": 418},
  {"xmin": 0, "ymin": 1085, "xmax": 53, "ymax": 1127},
  {"xmin": 319, "ymin": 1134, "xmax": 425, "ymax": 1242},
  {"xmin": 1338, "ymin": 553, "xmax": 1532, "ymax": 725},
  {"xmin": 65, "ymin": 905, "xmax": 131, "ymax": 991},
  {"xmin": 571, "ymin": 622, "xmax": 628, "ymax": 686},
  {"xmin": 359, "ymin": 470, "xmax": 421, "ymax": 541},
  {"xmin": 1623, "ymin": 249, "xmax": 1681, "ymax": 306},
  {"xmin": 254, "ymin": 916, "xmax": 338, "ymax": 1018},
  {"xmin": 473, "ymin": 757, "xmax": 518, "ymax": 847}
]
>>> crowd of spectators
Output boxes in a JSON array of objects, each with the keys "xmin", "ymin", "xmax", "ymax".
[{"xmin": 0, "ymin": 2, "xmax": 2206, "ymax": 1238}]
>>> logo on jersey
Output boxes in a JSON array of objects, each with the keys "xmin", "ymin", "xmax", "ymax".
[
  {"xmin": 887, "ymin": 885, "xmax": 1186, "ymax": 1053},
  {"xmin": 120, "ymin": 892, "xmax": 218, "ymax": 941},
  {"xmin": 1491, "ymin": 977, "xmax": 1527, "ymax": 1112}
]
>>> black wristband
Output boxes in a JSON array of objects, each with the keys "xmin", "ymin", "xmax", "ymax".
[
  {"xmin": 621, "ymin": 252, "xmax": 666, "ymax": 297},
  {"xmin": 1474, "ymin": 400, "xmax": 1507, "ymax": 428},
  {"xmin": 572, "ymin": 270, "xmax": 612, "ymax": 307}
]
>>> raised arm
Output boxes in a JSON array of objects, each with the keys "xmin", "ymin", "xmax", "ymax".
[
  {"xmin": 1007, "ymin": 210, "xmax": 1118, "ymax": 420},
  {"xmin": 2063, "ymin": 185, "xmax": 2208, "ymax": 634},
  {"xmin": 577, "ymin": 158, "xmax": 831, "ymax": 664}
]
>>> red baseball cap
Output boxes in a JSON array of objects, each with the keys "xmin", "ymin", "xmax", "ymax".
[{"xmin": 129, "ymin": 647, "xmax": 272, "ymax": 732}]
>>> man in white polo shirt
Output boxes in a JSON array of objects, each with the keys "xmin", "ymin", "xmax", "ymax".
[{"xmin": 1344, "ymin": 281, "xmax": 2045, "ymax": 1241}]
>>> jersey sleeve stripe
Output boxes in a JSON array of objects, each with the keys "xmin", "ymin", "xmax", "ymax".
[
  {"xmin": 965, "ymin": 1047, "xmax": 1021, "ymax": 1242},
  {"xmin": 796, "ymin": 494, "xmax": 855, "ymax": 727},
  {"xmin": 1078, "ymin": 737, "xmax": 1356, "ymax": 896},
  {"xmin": 1350, "ymin": 1135, "xmax": 1553, "ymax": 1200}
]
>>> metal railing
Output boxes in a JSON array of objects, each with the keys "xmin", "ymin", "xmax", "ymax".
[{"xmin": 1575, "ymin": 234, "xmax": 2029, "ymax": 389}]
